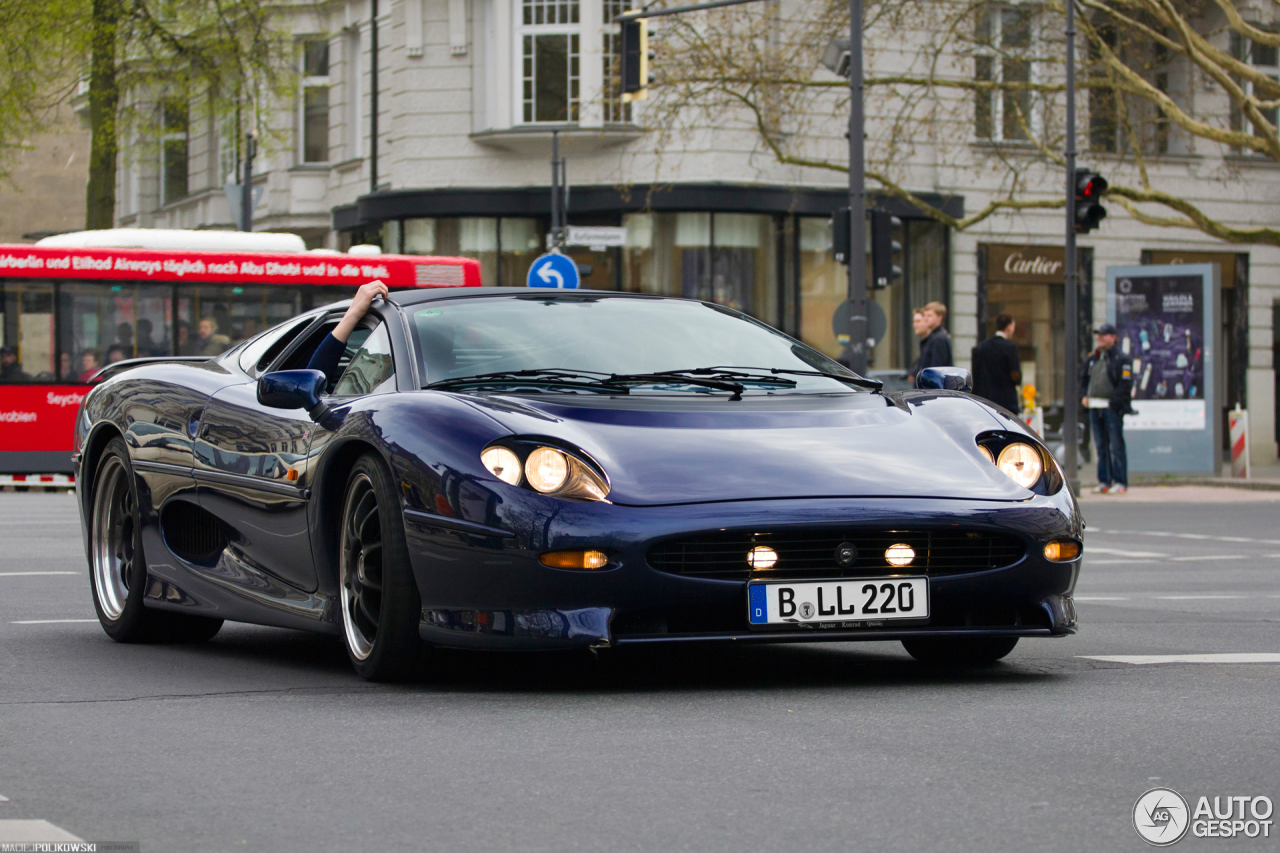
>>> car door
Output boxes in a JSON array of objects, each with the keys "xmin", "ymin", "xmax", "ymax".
[{"xmin": 193, "ymin": 315, "xmax": 324, "ymax": 592}]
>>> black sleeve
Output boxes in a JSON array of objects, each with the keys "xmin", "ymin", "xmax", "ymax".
[
  {"xmin": 306, "ymin": 333, "xmax": 346, "ymax": 384},
  {"xmin": 1110, "ymin": 353, "xmax": 1134, "ymax": 406}
]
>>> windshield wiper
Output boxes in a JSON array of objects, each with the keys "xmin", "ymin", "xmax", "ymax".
[
  {"xmin": 679, "ymin": 365, "xmax": 883, "ymax": 392},
  {"xmin": 426, "ymin": 369, "xmax": 631, "ymax": 395}
]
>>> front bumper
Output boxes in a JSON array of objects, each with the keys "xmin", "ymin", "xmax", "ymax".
[{"xmin": 405, "ymin": 490, "xmax": 1081, "ymax": 650}]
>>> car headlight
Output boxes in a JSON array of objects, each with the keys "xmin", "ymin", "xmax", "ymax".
[
  {"xmin": 996, "ymin": 442, "xmax": 1043, "ymax": 489},
  {"xmin": 480, "ymin": 442, "xmax": 611, "ymax": 502},
  {"xmin": 480, "ymin": 447, "xmax": 522, "ymax": 485}
]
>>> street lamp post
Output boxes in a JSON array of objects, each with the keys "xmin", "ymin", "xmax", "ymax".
[
  {"xmin": 1063, "ymin": 0, "xmax": 1080, "ymax": 494},
  {"xmin": 846, "ymin": 0, "xmax": 869, "ymax": 376}
]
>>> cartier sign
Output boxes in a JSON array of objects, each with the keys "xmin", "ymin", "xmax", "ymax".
[{"xmin": 985, "ymin": 244, "xmax": 1066, "ymax": 284}]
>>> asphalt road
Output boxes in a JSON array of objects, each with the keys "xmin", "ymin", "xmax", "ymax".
[{"xmin": 1, "ymin": 490, "xmax": 1277, "ymax": 852}]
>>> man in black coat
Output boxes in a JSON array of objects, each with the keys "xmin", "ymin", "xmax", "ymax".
[
  {"xmin": 910, "ymin": 301, "xmax": 952, "ymax": 380},
  {"xmin": 1078, "ymin": 323, "xmax": 1135, "ymax": 494},
  {"xmin": 971, "ymin": 313, "xmax": 1022, "ymax": 411}
]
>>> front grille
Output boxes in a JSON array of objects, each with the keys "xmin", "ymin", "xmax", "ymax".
[{"xmin": 647, "ymin": 529, "xmax": 1026, "ymax": 580}]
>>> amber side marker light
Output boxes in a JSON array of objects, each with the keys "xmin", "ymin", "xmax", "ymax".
[
  {"xmin": 1044, "ymin": 540, "xmax": 1081, "ymax": 562},
  {"xmin": 539, "ymin": 550, "xmax": 610, "ymax": 570}
]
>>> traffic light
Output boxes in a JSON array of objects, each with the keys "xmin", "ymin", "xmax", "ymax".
[
  {"xmin": 1074, "ymin": 168, "xmax": 1108, "ymax": 233},
  {"xmin": 620, "ymin": 18, "xmax": 654, "ymax": 102},
  {"xmin": 830, "ymin": 207, "xmax": 901, "ymax": 289}
]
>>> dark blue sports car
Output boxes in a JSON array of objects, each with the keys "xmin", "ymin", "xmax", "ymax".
[{"xmin": 75, "ymin": 287, "xmax": 1081, "ymax": 680}]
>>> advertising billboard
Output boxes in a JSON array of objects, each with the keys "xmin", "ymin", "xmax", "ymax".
[{"xmin": 1106, "ymin": 264, "xmax": 1218, "ymax": 473}]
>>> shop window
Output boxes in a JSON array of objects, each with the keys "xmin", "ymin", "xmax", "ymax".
[
  {"xmin": 520, "ymin": 0, "xmax": 580, "ymax": 122},
  {"xmin": 621, "ymin": 212, "xmax": 778, "ymax": 327},
  {"xmin": 974, "ymin": 5, "xmax": 1035, "ymax": 142},
  {"xmin": 402, "ymin": 218, "xmax": 499, "ymax": 285},
  {"xmin": 59, "ymin": 283, "xmax": 174, "ymax": 381},
  {"xmin": 499, "ymin": 218, "xmax": 544, "ymax": 286},
  {"xmin": 160, "ymin": 98, "xmax": 189, "ymax": 205},
  {"xmin": 0, "ymin": 282, "xmax": 56, "ymax": 382},
  {"xmin": 300, "ymin": 39, "xmax": 331, "ymax": 163}
]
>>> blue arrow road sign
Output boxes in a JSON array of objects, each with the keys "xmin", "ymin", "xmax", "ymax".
[{"xmin": 527, "ymin": 252, "xmax": 580, "ymax": 289}]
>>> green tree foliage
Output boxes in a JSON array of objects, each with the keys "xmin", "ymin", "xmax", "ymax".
[{"xmin": 0, "ymin": 0, "xmax": 297, "ymax": 227}]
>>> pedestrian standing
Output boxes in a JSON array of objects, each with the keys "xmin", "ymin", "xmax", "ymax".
[
  {"xmin": 971, "ymin": 314, "xmax": 1022, "ymax": 411},
  {"xmin": 910, "ymin": 301, "xmax": 952, "ymax": 381},
  {"xmin": 1079, "ymin": 323, "xmax": 1135, "ymax": 495}
]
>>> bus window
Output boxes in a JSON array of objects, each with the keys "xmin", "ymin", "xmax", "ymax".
[
  {"xmin": 176, "ymin": 286, "xmax": 305, "ymax": 356},
  {"xmin": 1, "ymin": 281, "xmax": 56, "ymax": 383},
  {"xmin": 60, "ymin": 282, "xmax": 174, "ymax": 379}
]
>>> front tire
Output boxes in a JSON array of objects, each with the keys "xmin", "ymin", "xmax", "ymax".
[
  {"xmin": 902, "ymin": 636, "xmax": 1018, "ymax": 666},
  {"xmin": 339, "ymin": 454, "xmax": 424, "ymax": 681},
  {"xmin": 89, "ymin": 437, "xmax": 223, "ymax": 643}
]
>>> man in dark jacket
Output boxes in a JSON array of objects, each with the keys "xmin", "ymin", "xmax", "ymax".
[
  {"xmin": 910, "ymin": 301, "xmax": 952, "ymax": 380},
  {"xmin": 971, "ymin": 313, "xmax": 1021, "ymax": 411},
  {"xmin": 1078, "ymin": 323, "xmax": 1135, "ymax": 494}
]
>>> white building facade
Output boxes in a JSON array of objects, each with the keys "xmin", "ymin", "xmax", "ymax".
[{"xmin": 114, "ymin": 0, "xmax": 1280, "ymax": 467}]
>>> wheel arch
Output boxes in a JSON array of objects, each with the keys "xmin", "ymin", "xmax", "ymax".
[
  {"xmin": 79, "ymin": 421, "xmax": 126, "ymax": 521},
  {"xmin": 312, "ymin": 437, "xmax": 392, "ymax": 592}
]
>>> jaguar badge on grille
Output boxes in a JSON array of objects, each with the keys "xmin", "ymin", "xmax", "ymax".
[{"xmin": 836, "ymin": 542, "xmax": 858, "ymax": 567}]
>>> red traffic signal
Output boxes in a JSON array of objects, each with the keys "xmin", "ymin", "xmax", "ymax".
[{"xmin": 1074, "ymin": 168, "xmax": 1107, "ymax": 233}]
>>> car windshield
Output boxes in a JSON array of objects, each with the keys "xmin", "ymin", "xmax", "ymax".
[{"xmin": 412, "ymin": 295, "xmax": 866, "ymax": 395}]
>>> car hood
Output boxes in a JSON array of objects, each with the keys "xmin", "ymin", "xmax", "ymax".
[{"xmin": 458, "ymin": 391, "xmax": 1035, "ymax": 506}]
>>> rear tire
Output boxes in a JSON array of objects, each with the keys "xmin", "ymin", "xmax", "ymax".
[
  {"xmin": 339, "ymin": 454, "xmax": 424, "ymax": 681},
  {"xmin": 89, "ymin": 437, "xmax": 223, "ymax": 643},
  {"xmin": 901, "ymin": 636, "xmax": 1018, "ymax": 666}
]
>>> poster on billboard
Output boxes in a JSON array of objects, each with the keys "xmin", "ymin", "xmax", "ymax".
[{"xmin": 1106, "ymin": 264, "xmax": 1218, "ymax": 473}]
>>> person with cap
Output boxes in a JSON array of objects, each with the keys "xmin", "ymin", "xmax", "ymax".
[
  {"xmin": 0, "ymin": 345, "xmax": 27, "ymax": 381},
  {"xmin": 1079, "ymin": 322, "xmax": 1135, "ymax": 494},
  {"xmin": 971, "ymin": 313, "xmax": 1022, "ymax": 411}
]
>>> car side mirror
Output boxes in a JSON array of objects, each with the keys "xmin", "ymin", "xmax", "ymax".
[
  {"xmin": 258, "ymin": 369, "xmax": 330, "ymax": 421},
  {"xmin": 916, "ymin": 366, "xmax": 973, "ymax": 393}
]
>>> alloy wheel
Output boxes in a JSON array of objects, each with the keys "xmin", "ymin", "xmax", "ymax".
[
  {"xmin": 340, "ymin": 473, "xmax": 384, "ymax": 661},
  {"xmin": 91, "ymin": 455, "xmax": 134, "ymax": 621}
]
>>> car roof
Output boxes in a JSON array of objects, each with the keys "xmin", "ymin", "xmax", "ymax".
[{"xmin": 389, "ymin": 287, "xmax": 669, "ymax": 308}]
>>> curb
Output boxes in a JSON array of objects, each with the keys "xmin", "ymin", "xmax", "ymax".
[{"xmin": 1128, "ymin": 477, "xmax": 1280, "ymax": 492}]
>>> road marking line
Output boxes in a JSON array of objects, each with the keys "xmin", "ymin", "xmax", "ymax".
[
  {"xmin": 1080, "ymin": 653, "xmax": 1280, "ymax": 665},
  {"xmin": 0, "ymin": 820, "xmax": 84, "ymax": 842},
  {"xmin": 1091, "ymin": 529, "xmax": 1280, "ymax": 545},
  {"xmin": 10, "ymin": 619, "xmax": 98, "ymax": 625},
  {"xmin": 1074, "ymin": 596, "xmax": 1130, "ymax": 601},
  {"xmin": 1155, "ymin": 595, "xmax": 1247, "ymax": 600},
  {"xmin": 1086, "ymin": 547, "xmax": 1168, "ymax": 558},
  {"xmin": 1085, "ymin": 558, "xmax": 1159, "ymax": 565},
  {"xmin": 1167, "ymin": 555, "xmax": 1247, "ymax": 562},
  {"xmin": 0, "ymin": 794, "xmax": 8, "ymax": 802},
  {"xmin": 0, "ymin": 572, "xmax": 78, "ymax": 577}
]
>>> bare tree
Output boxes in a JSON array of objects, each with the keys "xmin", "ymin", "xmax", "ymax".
[{"xmin": 636, "ymin": 0, "xmax": 1280, "ymax": 247}]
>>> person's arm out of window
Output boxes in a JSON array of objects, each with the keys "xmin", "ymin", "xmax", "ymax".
[{"xmin": 307, "ymin": 280, "xmax": 388, "ymax": 382}]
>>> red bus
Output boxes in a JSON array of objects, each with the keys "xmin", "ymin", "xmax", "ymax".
[{"xmin": 0, "ymin": 230, "xmax": 481, "ymax": 477}]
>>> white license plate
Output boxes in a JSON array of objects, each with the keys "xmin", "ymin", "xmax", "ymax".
[{"xmin": 748, "ymin": 578, "xmax": 929, "ymax": 626}]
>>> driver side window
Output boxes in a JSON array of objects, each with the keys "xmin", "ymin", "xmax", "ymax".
[{"xmin": 331, "ymin": 323, "xmax": 395, "ymax": 397}]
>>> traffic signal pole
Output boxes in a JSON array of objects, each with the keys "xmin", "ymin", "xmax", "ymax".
[
  {"xmin": 846, "ymin": 0, "xmax": 868, "ymax": 375},
  {"xmin": 1063, "ymin": 0, "xmax": 1080, "ymax": 494}
]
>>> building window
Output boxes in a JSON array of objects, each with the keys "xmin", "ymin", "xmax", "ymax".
[
  {"xmin": 300, "ymin": 39, "xmax": 331, "ymax": 163},
  {"xmin": 217, "ymin": 112, "xmax": 239, "ymax": 186},
  {"xmin": 974, "ymin": 4, "xmax": 1035, "ymax": 142},
  {"xmin": 160, "ymin": 98, "xmax": 189, "ymax": 205},
  {"xmin": 1245, "ymin": 36, "xmax": 1279, "ymax": 141},
  {"xmin": 520, "ymin": 0, "xmax": 580, "ymax": 123},
  {"xmin": 344, "ymin": 28, "xmax": 361, "ymax": 160},
  {"xmin": 602, "ymin": 0, "xmax": 632, "ymax": 123}
]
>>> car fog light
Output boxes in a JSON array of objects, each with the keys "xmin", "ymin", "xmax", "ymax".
[
  {"xmin": 885, "ymin": 543, "xmax": 915, "ymax": 567},
  {"xmin": 747, "ymin": 545, "xmax": 778, "ymax": 569},
  {"xmin": 539, "ymin": 550, "xmax": 609, "ymax": 570},
  {"xmin": 996, "ymin": 442, "xmax": 1044, "ymax": 489},
  {"xmin": 525, "ymin": 447, "xmax": 569, "ymax": 492},
  {"xmin": 481, "ymin": 446, "xmax": 522, "ymax": 485},
  {"xmin": 1044, "ymin": 540, "xmax": 1081, "ymax": 561}
]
